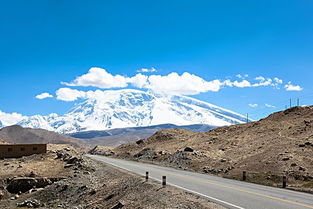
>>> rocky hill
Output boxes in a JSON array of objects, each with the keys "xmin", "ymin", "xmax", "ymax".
[
  {"xmin": 0, "ymin": 125, "xmax": 82, "ymax": 146},
  {"xmin": 113, "ymin": 106, "xmax": 313, "ymax": 191}
]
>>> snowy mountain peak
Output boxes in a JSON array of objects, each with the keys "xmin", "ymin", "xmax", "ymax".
[{"xmin": 0, "ymin": 89, "xmax": 249, "ymax": 133}]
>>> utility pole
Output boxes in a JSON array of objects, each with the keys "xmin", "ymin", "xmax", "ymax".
[
  {"xmin": 297, "ymin": 98, "xmax": 300, "ymax": 106},
  {"xmin": 290, "ymin": 99, "xmax": 292, "ymax": 108},
  {"xmin": 246, "ymin": 113, "xmax": 249, "ymax": 123}
]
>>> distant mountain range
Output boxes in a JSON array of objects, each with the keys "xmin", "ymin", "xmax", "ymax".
[
  {"xmin": 0, "ymin": 89, "xmax": 249, "ymax": 134},
  {"xmin": 69, "ymin": 123, "xmax": 217, "ymax": 146}
]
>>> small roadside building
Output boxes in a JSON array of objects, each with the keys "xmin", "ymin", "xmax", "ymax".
[{"xmin": 0, "ymin": 144, "xmax": 47, "ymax": 159}]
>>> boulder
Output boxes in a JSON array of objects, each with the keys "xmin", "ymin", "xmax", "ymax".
[
  {"xmin": 0, "ymin": 190, "xmax": 4, "ymax": 200},
  {"xmin": 135, "ymin": 139, "xmax": 144, "ymax": 145},
  {"xmin": 7, "ymin": 177, "xmax": 53, "ymax": 194},
  {"xmin": 184, "ymin": 147, "xmax": 194, "ymax": 152},
  {"xmin": 133, "ymin": 148, "xmax": 156, "ymax": 159},
  {"xmin": 111, "ymin": 201, "xmax": 124, "ymax": 209}
]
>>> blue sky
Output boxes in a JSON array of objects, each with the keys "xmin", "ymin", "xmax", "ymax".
[{"xmin": 0, "ymin": 0, "xmax": 312, "ymax": 120}]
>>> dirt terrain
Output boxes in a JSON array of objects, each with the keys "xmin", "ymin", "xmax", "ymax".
[
  {"xmin": 112, "ymin": 106, "xmax": 313, "ymax": 192},
  {"xmin": 0, "ymin": 144, "xmax": 223, "ymax": 209},
  {"xmin": 0, "ymin": 139, "xmax": 8, "ymax": 144}
]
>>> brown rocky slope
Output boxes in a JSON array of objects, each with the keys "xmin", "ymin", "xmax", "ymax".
[
  {"xmin": 113, "ymin": 106, "xmax": 313, "ymax": 191},
  {"xmin": 0, "ymin": 125, "xmax": 83, "ymax": 146}
]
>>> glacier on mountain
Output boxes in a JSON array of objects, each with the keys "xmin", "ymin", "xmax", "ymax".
[{"xmin": 0, "ymin": 89, "xmax": 248, "ymax": 133}]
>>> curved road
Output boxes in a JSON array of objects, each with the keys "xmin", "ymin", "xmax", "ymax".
[{"xmin": 87, "ymin": 154, "xmax": 313, "ymax": 209}]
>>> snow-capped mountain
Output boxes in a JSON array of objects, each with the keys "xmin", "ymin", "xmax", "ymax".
[{"xmin": 1, "ymin": 89, "xmax": 249, "ymax": 133}]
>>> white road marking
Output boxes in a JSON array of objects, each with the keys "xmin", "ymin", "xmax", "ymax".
[{"xmin": 94, "ymin": 156, "xmax": 245, "ymax": 209}]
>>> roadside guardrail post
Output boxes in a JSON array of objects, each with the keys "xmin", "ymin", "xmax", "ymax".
[
  {"xmin": 146, "ymin": 171, "xmax": 149, "ymax": 182},
  {"xmin": 242, "ymin": 171, "xmax": 247, "ymax": 181},
  {"xmin": 162, "ymin": 176, "xmax": 166, "ymax": 188},
  {"xmin": 283, "ymin": 176, "xmax": 287, "ymax": 188}
]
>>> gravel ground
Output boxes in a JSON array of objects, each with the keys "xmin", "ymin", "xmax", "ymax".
[{"xmin": 0, "ymin": 147, "xmax": 224, "ymax": 209}]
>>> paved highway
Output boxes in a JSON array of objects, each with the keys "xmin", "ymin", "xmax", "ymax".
[{"xmin": 87, "ymin": 154, "xmax": 313, "ymax": 209}]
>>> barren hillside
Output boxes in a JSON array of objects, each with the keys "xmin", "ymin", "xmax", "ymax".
[
  {"xmin": 113, "ymin": 106, "xmax": 313, "ymax": 191},
  {"xmin": 0, "ymin": 125, "xmax": 83, "ymax": 146}
]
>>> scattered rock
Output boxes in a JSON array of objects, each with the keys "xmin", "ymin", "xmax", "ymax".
[
  {"xmin": 135, "ymin": 139, "xmax": 144, "ymax": 145},
  {"xmin": 28, "ymin": 171, "xmax": 37, "ymax": 178},
  {"xmin": 220, "ymin": 159, "xmax": 227, "ymax": 163},
  {"xmin": 60, "ymin": 184, "xmax": 68, "ymax": 192},
  {"xmin": 88, "ymin": 146, "xmax": 115, "ymax": 156},
  {"xmin": 0, "ymin": 190, "xmax": 4, "ymax": 200},
  {"xmin": 282, "ymin": 157, "xmax": 290, "ymax": 161},
  {"xmin": 105, "ymin": 193, "xmax": 115, "ymax": 201},
  {"xmin": 64, "ymin": 164, "xmax": 74, "ymax": 168},
  {"xmin": 79, "ymin": 185, "xmax": 88, "ymax": 191},
  {"xmin": 111, "ymin": 201, "xmax": 124, "ymax": 209},
  {"xmin": 290, "ymin": 163, "xmax": 297, "ymax": 167},
  {"xmin": 89, "ymin": 189, "xmax": 96, "ymax": 195},
  {"xmin": 17, "ymin": 199, "xmax": 41, "ymax": 208},
  {"xmin": 67, "ymin": 156, "xmax": 80, "ymax": 164},
  {"xmin": 158, "ymin": 150, "xmax": 170, "ymax": 155},
  {"xmin": 184, "ymin": 147, "xmax": 194, "ymax": 152},
  {"xmin": 133, "ymin": 148, "xmax": 157, "ymax": 159},
  {"xmin": 28, "ymin": 188, "xmax": 44, "ymax": 194}
]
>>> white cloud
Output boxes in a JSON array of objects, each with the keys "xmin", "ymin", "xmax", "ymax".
[
  {"xmin": 274, "ymin": 77, "xmax": 283, "ymax": 84},
  {"xmin": 0, "ymin": 111, "xmax": 25, "ymax": 126},
  {"xmin": 35, "ymin": 92, "xmax": 53, "ymax": 100},
  {"xmin": 56, "ymin": 88, "xmax": 87, "ymax": 102},
  {"xmin": 265, "ymin": 104, "xmax": 275, "ymax": 108},
  {"xmin": 59, "ymin": 67, "xmax": 295, "ymax": 96},
  {"xmin": 255, "ymin": 76, "xmax": 265, "ymax": 81},
  {"xmin": 236, "ymin": 74, "xmax": 249, "ymax": 79},
  {"xmin": 284, "ymin": 82, "xmax": 303, "ymax": 91},
  {"xmin": 127, "ymin": 73, "xmax": 148, "ymax": 88},
  {"xmin": 62, "ymin": 67, "xmax": 128, "ymax": 89},
  {"xmin": 248, "ymin": 104, "xmax": 258, "ymax": 108},
  {"xmin": 142, "ymin": 72, "xmax": 223, "ymax": 95},
  {"xmin": 137, "ymin": 67, "xmax": 157, "ymax": 73},
  {"xmin": 232, "ymin": 80, "xmax": 252, "ymax": 88}
]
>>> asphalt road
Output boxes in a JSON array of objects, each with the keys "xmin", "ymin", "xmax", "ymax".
[{"xmin": 87, "ymin": 154, "xmax": 313, "ymax": 209}]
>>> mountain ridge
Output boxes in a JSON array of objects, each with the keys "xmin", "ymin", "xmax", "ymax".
[
  {"xmin": 69, "ymin": 123, "xmax": 217, "ymax": 146},
  {"xmin": 0, "ymin": 89, "xmax": 249, "ymax": 134}
]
